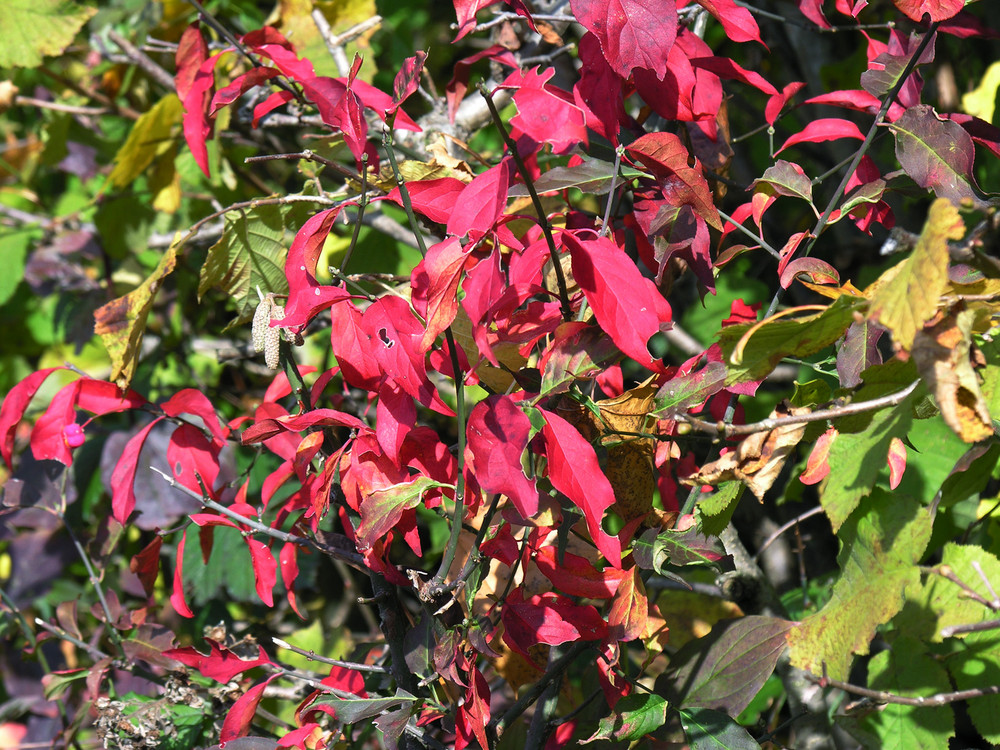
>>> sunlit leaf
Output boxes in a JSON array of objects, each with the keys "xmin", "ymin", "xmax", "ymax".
[{"xmin": 0, "ymin": 0, "xmax": 96, "ymax": 68}]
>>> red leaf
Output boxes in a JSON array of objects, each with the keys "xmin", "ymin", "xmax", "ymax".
[
  {"xmin": 690, "ymin": 56, "xmax": 777, "ymax": 96},
  {"xmin": 776, "ymin": 118, "xmax": 865, "ymax": 154},
  {"xmin": 805, "ymin": 89, "xmax": 881, "ymax": 114},
  {"xmin": 0, "ymin": 366, "xmax": 64, "ymax": 469},
  {"xmin": 362, "ymin": 296, "xmax": 436, "ymax": 405},
  {"xmin": 130, "ymin": 537, "xmax": 163, "ymax": 598},
  {"xmin": 540, "ymin": 407, "xmax": 622, "ymax": 565},
  {"xmin": 386, "ymin": 178, "xmax": 465, "ymax": 225},
  {"xmin": 30, "ymin": 380, "xmax": 80, "ymax": 465},
  {"xmin": 455, "ymin": 667, "xmax": 491, "ymax": 750},
  {"xmin": 211, "ymin": 67, "xmax": 282, "ymax": 115},
  {"xmin": 170, "ymin": 530, "xmax": 194, "ymax": 618},
  {"xmin": 446, "ymin": 157, "xmax": 514, "ymax": 240},
  {"xmin": 507, "ymin": 67, "xmax": 588, "ymax": 154},
  {"xmin": 282, "ymin": 206, "xmax": 353, "ymax": 329},
  {"xmin": 389, "ymin": 51, "xmax": 427, "ymax": 116},
  {"xmin": 279, "ymin": 542, "xmax": 305, "ymax": 619},
  {"xmin": 780, "ymin": 257, "xmax": 841, "ymax": 289},
  {"xmin": 446, "ymin": 45, "xmax": 519, "ymax": 121},
  {"xmin": 76, "ymin": 380, "xmax": 147, "ymax": 415},
  {"xmin": 502, "ymin": 590, "xmax": 608, "ymax": 659},
  {"xmin": 161, "ymin": 388, "xmax": 227, "ymax": 446},
  {"xmin": 893, "ymin": 0, "xmax": 963, "ymax": 23},
  {"xmin": 175, "ymin": 25, "xmax": 218, "ymax": 178},
  {"xmin": 164, "ymin": 640, "xmax": 272, "ymax": 683},
  {"xmin": 692, "ymin": 0, "xmax": 764, "ymax": 45},
  {"xmin": 330, "ymin": 300, "xmax": 382, "ymax": 391},
  {"xmin": 799, "ymin": 0, "xmax": 832, "ymax": 28},
  {"xmin": 574, "ymin": 32, "xmax": 627, "ymax": 143},
  {"xmin": 465, "ymin": 396, "xmax": 539, "ymax": 518},
  {"xmin": 167, "ymin": 424, "xmax": 220, "ymax": 499},
  {"xmin": 220, "ymin": 676, "xmax": 278, "ymax": 743},
  {"xmin": 411, "ymin": 237, "xmax": 469, "ymax": 352},
  {"xmin": 111, "ymin": 418, "xmax": 164, "ymax": 524},
  {"xmin": 562, "ymin": 231, "xmax": 670, "ymax": 372},
  {"xmin": 888, "ymin": 436, "xmax": 907, "ymax": 490},
  {"xmin": 570, "ymin": 0, "xmax": 678, "ymax": 79},
  {"xmin": 533, "ymin": 545, "xmax": 627, "ymax": 598},
  {"xmin": 376, "ymin": 379, "xmax": 415, "ymax": 465},
  {"xmin": 765, "ymin": 81, "xmax": 807, "ymax": 125},
  {"xmin": 800, "ymin": 427, "xmax": 837, "ymax": 485},
  {"xmin": 241, "ymin": 408, "xmax": 366, "ymax": 445},
  {"xmin": 247, "ymin": 539, "xmax": 278, "ymax": 607}
]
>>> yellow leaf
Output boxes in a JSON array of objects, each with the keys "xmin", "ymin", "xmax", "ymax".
[
  {"xmin": 94, "ymin": 236, "xmax": 180, "ymax": 390},
  {"xmin": 867, "ymin": 198, "xmax": 964, "ymax": 352},
  {"xmin": 962, "ymin": 60, "xmax": 1000, "ymax": 124},
  {"xmin": 911, "ymin": 307, "xmax": 993, "ymax": 442},
  {"xmin": 108, "ymin": 94, "xmax": 183, "ymax": 189}
]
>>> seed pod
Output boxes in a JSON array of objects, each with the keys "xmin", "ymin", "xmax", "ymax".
[{"xmin": 251, "ymin": 296, "xmax": 271, "ymax": 353}]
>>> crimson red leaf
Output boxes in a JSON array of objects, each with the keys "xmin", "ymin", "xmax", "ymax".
[
  {"xmin": 164, "ymin": 640, "xmax": 272, "ymax": 683},
  {"xmin": 240, "ymin": 408, "xmax": 366, "ymax": 445},
  {"xmin": 171, "ymin": 529, "xmax": 194, "ymax": 618},
  {"xmin": 456, "ymin": 667, "xmax": 491, "ymax": 750},
  {"xmin": 246, "ymin": 538, "xmax": 277, "ymax": 607},
  {"xmin": 130, "ymin": 536, "xmax": 163, "ymax": 598},
  {"xmin": 161, "ymin": 388, "xmax": 227, "ymax": 446},
  {"xmin": 465, "ymin": 395, "xmax": 539, "ymax": 518},
  {"xmin": 446, "ymin": 45, "xmax": 519, "ymax": 121},
  {"xmin": 0, "ymin": 366, "xmax": 64, "ymax": 468},
  {"xmin": 570, "ymin": 0, "xmax": 678, "ymax": 79},
  {"xmin": 533, "ymin": 545, "xmax": 628, "ymax": 598},
  {"xmin": 446, "ymin": 157, "xmax": 514, "ymax": 240},
  {"xmin": 693, "ymin": 0, "xmax": 764, "ymax": 45},
  {"xmin": 211, "ymin": 67, "xmax": 282, "ymax": 115},
  {"xmin": 776, "ymin": 118, "xmax": 865, "ymax": 154},
  {"xmin": 167, "ymin": 423, "xmax": 220, "ymax": 499},
  {"xmin": 386, "ymin": 178, "xmax": 465, "ymax": 225},
  {"xmin": 111, "ymin": 418, "xmax": 165, "ymax": 524},
  {"xmin": 502, "ymin": 590, "xmax": 608, "ymax": 660},
  {"xmin": 799, "ymin": 0, "xmax": 831, "ymax": 28},
  {"xmin": 279, "ymin": 542, "xmax": 305, "ymax": 619},
  {"xmin": 690, "ymin": 56, "xmax": 777, "ymax": 95},
  {"xmin": 507, "ymin": 67, "xmax": 588, "ymax": 154},
  {"xmin": 362, "ymin": 296, "xmax": 439, "ymax": 406},
  {"xmin": 411, "ymin": 237, "xmax": 469, "ymax": 351},
  {"xmin": 894, "ymin": 0, "xmax": 963, "ymax": 23},
  {"xmin": 30, "ymin": 380, "xmax": 80, "ymax": 465},
  {"xmin": 389, "ymin": 51, "xmax": 427, "ymax": 116},
  {"xmin": 220, "ymin": 676, "xmax": 278, "ymax": 743},
  {"xmin": 765, "ymin": 81, "xmax": 806, "ymax": 125},
  {"xmin": 805, "ymin": 89, "xmax": 881, "ymax": 114},
  {"xmin": 540, "ymin": 407, "xmax": 622, "ymax": 565},
  {"xmin": 281, "ymin": 206, "xmax": 352, "ymax": 329},
  {"xmin": 176, "ymin": 30, "xmax": 218, "ymax": 178},
  {"xmin": 562, "ymin": 231, "xmax": 670, "ymax": 372}
]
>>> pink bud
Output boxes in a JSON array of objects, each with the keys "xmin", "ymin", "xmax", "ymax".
[{"xmin": 63, "ymin": 423, "xmax": 86, "ymax": 448}]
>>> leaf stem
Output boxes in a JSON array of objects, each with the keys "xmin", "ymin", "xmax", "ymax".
[{"xmin": 478, "ymin": 83, "xmax": 573, "ymax": 322}]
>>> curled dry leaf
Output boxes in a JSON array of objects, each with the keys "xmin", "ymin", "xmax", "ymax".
[
  {"xmin": 687, "ymin": 402, "xmax": 811, "ymax": 500},
  {"xmin": 911, "ymin": 307, "xmax": 993, "ymax": 443}
]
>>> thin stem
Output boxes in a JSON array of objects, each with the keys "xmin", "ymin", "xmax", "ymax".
[
  {"xmin": 479, "ymin": 83, "xmax": 573, "ymax": 322},
  {"xmin": 717, "ymin": 208, "xmax": 782, "ymax": 260},
  {"xmin": 271, "ymin": 637, "xmax": 389, "ymax": 672},
  {"xmin": 34, "ymin": 618, "xmax": 110, "ymax": 662},
  {"xmin": 810, "ymin": 671, "xmax": 1000, "ymax": 707},
  {"xmin": 678, "ymin": 380, "xmax": 919, "ymax": 437},
  {"xmin": 107, "ymin": 30, "xmax": 176, "ymax": 90},
  {"xmin": 599, "ymin": 145, "xmax": 624, "ymax": 238},
  {"xmin": 382, "ymin": 128, "xmax": 428, "ymax": 257},
  {"xmin": 339, "ymin": 153, "xmax": 369, "ymax": 275},
  {"xmin": 14, "ymin": 96, "xmax": 110, "ymax": 116},
  {"xmin": 61, "ymin": 518, "xmax": 126, "ymax": 655},
  {"xmin": 753, "ymin": 506, "xmax": 825, "ymax": 561},
  {"xmin": 245, "ymin": 149, "xmax": 360, "ymax": 182}
]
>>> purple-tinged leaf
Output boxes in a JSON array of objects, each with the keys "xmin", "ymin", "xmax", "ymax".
[
  {"xmin": 570, "ymin": 0, "xmax": 678, "ymax": 79},
  {"xmin": 837, "ymin": 320, "xmax": 885, "ymax": 388}
]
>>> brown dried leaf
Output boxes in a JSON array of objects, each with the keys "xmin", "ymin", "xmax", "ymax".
[
  {"xmin": 686, "ymin": 402, "xmax": 810, "ymax": 500},
  {"xmin": 911, "ymin": 307, "xmax": 993, "ymax": 442},
  {"xmin": 608, "ymin": 566, "xmax": 649, "ymax": 643}
]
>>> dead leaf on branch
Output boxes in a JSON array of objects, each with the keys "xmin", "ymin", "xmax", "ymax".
[
  {"xmin": 685, "ymin": 402, "xmax": 810, "ymax": 500},
  {"xmin": 911, "ymin": 306, "xmax": 993, "ymax": 442}
]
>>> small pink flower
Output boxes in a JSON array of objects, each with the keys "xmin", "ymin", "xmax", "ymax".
[{"xmin": 63, "ymin": 423, "xmax": 86, "ymax": 448}]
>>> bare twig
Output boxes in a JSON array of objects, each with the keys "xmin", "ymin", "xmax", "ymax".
[
  {"xmin": 108, "ymin": 30, "xmax": 176, "ymax": 91},
  {"xmin": 245, "ymin": 149, "xmax": 360, "ymax": 182},
  {"xmin": 926, "ymin": 564, "xmax": 1000, "ymax": 612},
  {"xmin": 717, "ymin": 208, "xmax": 782, "ymax": 260},
  {"xmin": 34, "ymin": 618, "xmax": 110, "ymax": 662},
  {"xmin": 271, "ymin": 637, "xmax": 389, "ymax": 672},
  {"xmin": 941, "ymin": 617, "xmax": 1000, "ymax": 638},
  {"xmin": 753, "ymin": 506, "xmax": 826, "ymax": 561},
  {"xmin": 679, "ymin": 380, "xmax": 919, "ymax": 437},
  {"xmin": 809, "ymin": 671, "xmax": 1000, "ymax": 707},
  {"xmin": 311, "ymin": 8, "xmax": 351, "ymax": 76},
  {"xmin": 14, "ymin": 96, "xmax": 109, "ymax": 116}
]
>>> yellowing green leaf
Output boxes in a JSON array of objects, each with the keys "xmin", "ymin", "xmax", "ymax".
[
  {"xmin": 0, "ymin": 0, "xmax": 96, "ymax": 69},
  {"xmin": 94, "ymin": 236, "xmax": 179, "ymax": 390},
  {"xmin": 867, "ymin": 198, "xmax": 963, "ymax": 352},
  {"xmin": 962, "ymin": 60, "xmax": 1000, "ymax": 124},
  {"xmin": 787, "ymin": 490, "xmax": 932, "ymax": 680},
  {"xmin": 108, "ymin": 94, "xmax": 184, "ymax": 189}
]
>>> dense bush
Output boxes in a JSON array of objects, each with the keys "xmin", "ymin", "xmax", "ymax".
[{"xmin": 2, "ymin": 1, "xmax": 1000, "ymax": 748}]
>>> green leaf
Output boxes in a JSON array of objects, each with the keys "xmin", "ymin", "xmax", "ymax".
[
  {"xmin": 868, "ymin": 198, "xmax": 963, "ymax": 351},
  {"xmin": 634, "ymin": 525, "xmax": 726, "ymax": 571},
  {"xmin": 197, "ymin": 204, "xmax": 307, "ymax": 327},
  {"xmin": 357, "ymin": 476, "xmax": 450, "ymax": 549},
  {"xmin": 653, "ymin": 361, "xmax": 728, "ymax": 417},
  {"xmin": 695, "ymin": 482, "xmax": 744, "ymax": 537},
  {"xmin": 182, "ymin": 525, "xmax": 258, "ymax": 605},
  {"xmin": 840, "ymin": 635, "xmax": 954, "ymax": 750},
  {"xmin": 108, "ymin": 94, "xmax": 183, "ymax": 188},
  {"xmin": 902, "ymin": 544, "xmax": 1000, "ymax": 643},
  {"xmin": 787, "ymin": 490, "xmax": 933, "ymax": 680},
  {"xmin": 718, "ymin": 295, "xmax": 860, "ymax": 385},
  {"xmin": 307, "ymin": 690, "xmax": 416, "ymax": 724},
  {"xmin": 0, "ymin": 0, "xmax": 96, "ymax": 68},
  {"xmin": 509, "ymin": 161, "xmax": 645, "ymax": 196},
  {"xmin": 0, "ymin": 227, "xmax": 32, "ymax": 305},
  {"xmin": 583, "ymin": 692, "xmax": 668, "ymax": 743},
  {"xmin": 888, "ymin": 108, "xmax": 981, "ymax": 207},
  {"xmin": 679, "ymin": 708, "xmax": 761, "ymax": 750},
  {"xmin": 750, "ymin": 159, "xmax": 813, "ymax": 205},
  {"xmin": 664, "ymin": 616, "xmax": 792, "ymax": 717},
  {"xmin": 948, "ymin": 628, "xmax": 1000, "ymax": 743}
]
